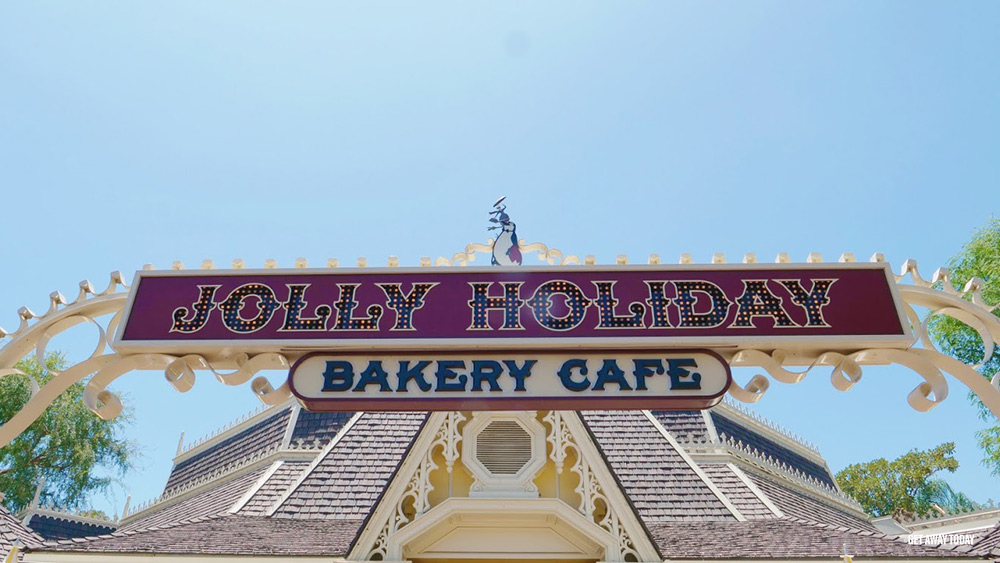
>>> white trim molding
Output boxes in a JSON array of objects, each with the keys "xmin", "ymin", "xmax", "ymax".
[
  {"xmin": 351, "ymin": 410, "xmax": 660, "ymax": 562},
  {"xmin": 386, "ymin": 497, "xmax": 618, "ymax": 561},
  {"xmin": 643, "ymin": 410, "xmax": 746, "ymax": 522},
  {"xmin": 265, "ymin": 411, "xmax": 363, "ymax": 517}
]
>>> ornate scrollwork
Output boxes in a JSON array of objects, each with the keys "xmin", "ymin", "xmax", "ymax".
[
  {"xmin": 726, "ymin": 257, "xmax": 1000, "ymax": 419},
  {"xmin": 0, "ymin": 272, "xmax": 130, "ymax": 447},
  {"xmin": 366, "ymin": 411, "xmax": 466, "ymax": 560},
  {"xmin": 0, "ymin": 270, "xmax": 294, "ymax": 449},
  {"xmin": 543, "ymin": 411, "xmax": 640, "ymax": 561},
  {"xmin": 1, "ymin": 253, "xmax": 998, "ymax": 452},
  {"xmin": 439, "ymin": 240, "xmax": 582, "ymax": 266}
]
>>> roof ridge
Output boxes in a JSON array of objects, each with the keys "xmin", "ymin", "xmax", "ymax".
[
  {"xmin": 642, "ymin": 410, "xmax": 747, "ymax": 522},
  {"xmin": 22, "ymin": 505, "xmax": 117, "ymax": 527},
  {"xmin": 176, "ymin": 403, "xmax": 282, "ymax": 457},
  {"xmin": 718, "ymin": 398, "xmax": 822, "ymax": 455},
  {"xmin": 265, "ymin": 411, "xmax": 365, "ymax": 517},
  {"xmin": 902, "ymin": 503, "xmax": 1000, "ymax": 524},
  {"xmin": 719, "ymin": 433, "xmax": 864, "ymax": 511},
  {"xmin": 126, "ymin": 447, "xmax": 280, "ymax": 520}
]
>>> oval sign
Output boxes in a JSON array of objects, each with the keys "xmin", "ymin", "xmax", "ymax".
[{"xmin": 289, "ymin": 350, "xmax": 731, "ymax": 411}]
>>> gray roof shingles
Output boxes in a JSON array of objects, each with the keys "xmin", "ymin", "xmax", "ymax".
[
  {"xmin": 712, "ymin": 412, "xmax": 836, "ymax": 488},
  {"xmin": 23, "ymin": 514, "xmax": 114, "ymax": 541},
  {"xmin": 698, "ymin": 464, "xmax": 777, "ymax": 520},
  {"xmin": 164, "ymin": 406, "xmax": 291, "ymax": 493},
  {"xmin": 973, "ymin": 523, "xmax": 1000, "ymax": 554},
  {"xmin": 273, "ymin": 411, "xmax": 427, "ymax": 519},
  {"xmin": 36, "ymin": 515, "xmax": 988, "ymax": 559},
  {"xmin": 119, "ymin": 469, "xmax": 267, "ymax": 532},
  {"xmin": 581, "ymin": 410, "xmax": 737, "ymax": 523},
  {"xmin": 39, "ymin": 515, "xmax": 362, "ymax": 556},
  {"xmin": 743, "ymin": 469, "xmax": 875, "ymax": 531},
  {"xmin": 19, "ymin": 406, "xmax": 997, "ymax": 560},
  {"xmin": 650, "ymin": 518, "xmax": 981, "ymax": 558},
  {"xmin": 0, "ymin": 505, "xmax": 43, "ymax": 552},
  {"xmin": 291, "ymin": 410, "xmax": 355, "ymax": 445},
  {"xmin": 238, "ymin": 460, "xmax": 311, "ymax": 516},
  {"xmin": 650, "ymin": 410, "xmax": 711, "ymax": 443}
]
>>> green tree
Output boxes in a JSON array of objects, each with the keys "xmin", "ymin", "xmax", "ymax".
[
  {"xmin": 927, "ymin": 218, "xmax": 1000, "ymax": 477},
  {"xmin": 835, "ymin": 443, "xmax": 966, "ymax": 519},
  {"xmin": 0, "ymin": 353, "xmax": 137, "ymax": 513},
  {"xmin": 923, "ymin": 478, "xmax": 978, "ymax": 514}
]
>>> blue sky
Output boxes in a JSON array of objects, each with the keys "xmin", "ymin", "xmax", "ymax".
[{"xmin": 1, "ymin": 1, "xmax": 998, "ymax": 515}]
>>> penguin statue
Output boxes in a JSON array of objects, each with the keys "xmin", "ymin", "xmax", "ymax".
[{"xmin": 489, "ymin": 196, "xmax": 523, "ymax": 266}]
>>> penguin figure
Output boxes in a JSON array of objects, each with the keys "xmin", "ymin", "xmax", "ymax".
[{"xmin": 489, "ymin": 196, "xmax": 523, "ymax": 266}]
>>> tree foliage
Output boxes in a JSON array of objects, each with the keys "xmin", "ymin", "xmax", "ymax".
[
  {"xmin": 835, "ymin": 443, "xmax": 965, "ymax": 520},
  {"xmin": 927, "ymin": 217, "xmax": 1000, "ymax": 477},
  {"xmin": 0, "ymin": 353, "xmax": 137, "ymax": 513},
  {"xmin": 923, "ymin": 478, "xmax": 978, "ymax": 514}
]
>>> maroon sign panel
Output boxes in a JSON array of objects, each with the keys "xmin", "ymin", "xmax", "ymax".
[{"xmin": 114, "ymin": 264, "xmax": 909, "ymax": 352}]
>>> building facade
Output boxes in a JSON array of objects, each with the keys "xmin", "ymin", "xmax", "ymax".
[{"xmin": 7, "ymin": 398, "xmax": 999, "ymax": 562}]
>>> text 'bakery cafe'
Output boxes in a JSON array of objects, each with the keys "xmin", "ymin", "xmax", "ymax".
[{"xmin": 7, "ymin": 201, "xmax": 1000, "ymax": 563}]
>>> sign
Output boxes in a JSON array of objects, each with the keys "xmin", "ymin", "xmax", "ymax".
[
  {"xmin": 289, "ymin": 350, "xmax": 731, "ymax": 411},
  {"xmin": 114, "ymin": 263, "xmax": 910, "ymax": 353}
]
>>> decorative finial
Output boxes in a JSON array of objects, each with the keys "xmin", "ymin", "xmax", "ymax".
[{"xmin": 488, "ymin": 196, "xmax": 523, "ymax": 266}]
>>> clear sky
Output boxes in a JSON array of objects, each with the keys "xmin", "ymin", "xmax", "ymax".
[{"xmin": 1, "ymin": 2, "xmax": 998, "ymax": 516}]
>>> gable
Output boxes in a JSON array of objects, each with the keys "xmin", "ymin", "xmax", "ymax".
[{"xmin": 349, "ymin": 410, "xmax": 663, "ymax": 562}]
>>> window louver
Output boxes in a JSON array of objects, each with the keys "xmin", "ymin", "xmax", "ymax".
[{"xmin": 475, "ymin": 420, "xmax": 532, "ymax": 475}]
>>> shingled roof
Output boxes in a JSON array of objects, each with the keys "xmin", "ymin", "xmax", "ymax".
[
  {"xmin": 41, "ymin": 515, "xmax": 362, "ymax": 556},
  {"xmin": 237, "ymin": 460, "xmax": 311, "ymax": 516},
  {"xmin": 743, "ymin": 469, "xmax": 874, "ymax": 530},
  {"xmin": 698, "ymin": 463, "xmax": 777, "ymax": 520},
  {"xmin": 0, "ymin": 505, "xmax": 43, "ymax": 556},
  {"xmin": 649, "ymin": 518, "xmax": 984, "ymax": 559},
  {"xmin": 37, "ymin": 514, "xmax": 984, "ymax": 559},
  {"xmin": 165, "ymin": 407, "xmax": 292, "ymax": 492},
  {"xmin": 289, "ymin": 410, "xmax": 356, "ymax": 445},
  {"xmin": 972, "ymin": 524, "xmax": 1000, "ymax": 554},
  {"xmin": 582, "ymin": 410, "xmax": 738, "ymax": 522},
  {"xmin": 119, "ymin": 468, "xmax": 268, "ymax": 532},
  {"xmin": 27, "ymin": 403, "xmax": 990, "ymax": 560},
  {"xmin": 21, "ymin": 512, "xmax": 115, "ymax": 542},
  {"xmin": 272, "ymin": 411, "xmax": 427, "ymax": 519},
  {"xmin": 649, "ymin": 410, "xmax": 712, "ymax": 443},
  {"xmin": 711, "ymin": 411, "xmax": 836, "ymax": 488}
]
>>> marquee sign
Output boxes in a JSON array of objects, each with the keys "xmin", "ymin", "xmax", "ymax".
[
  {"xmin": 0, "ymin": 197, "xmax": 994, "ymax": 441},
  {"xmin": 114, "ymin": 263, "xmax": 910, "ymax": 353},
  {"xmin": 289, "ymin": 350, "xmax": 731, "ymax": 411},
  {"xmin": 3, "ymin": 242, "xmax": 999, "ymax": 446}
]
